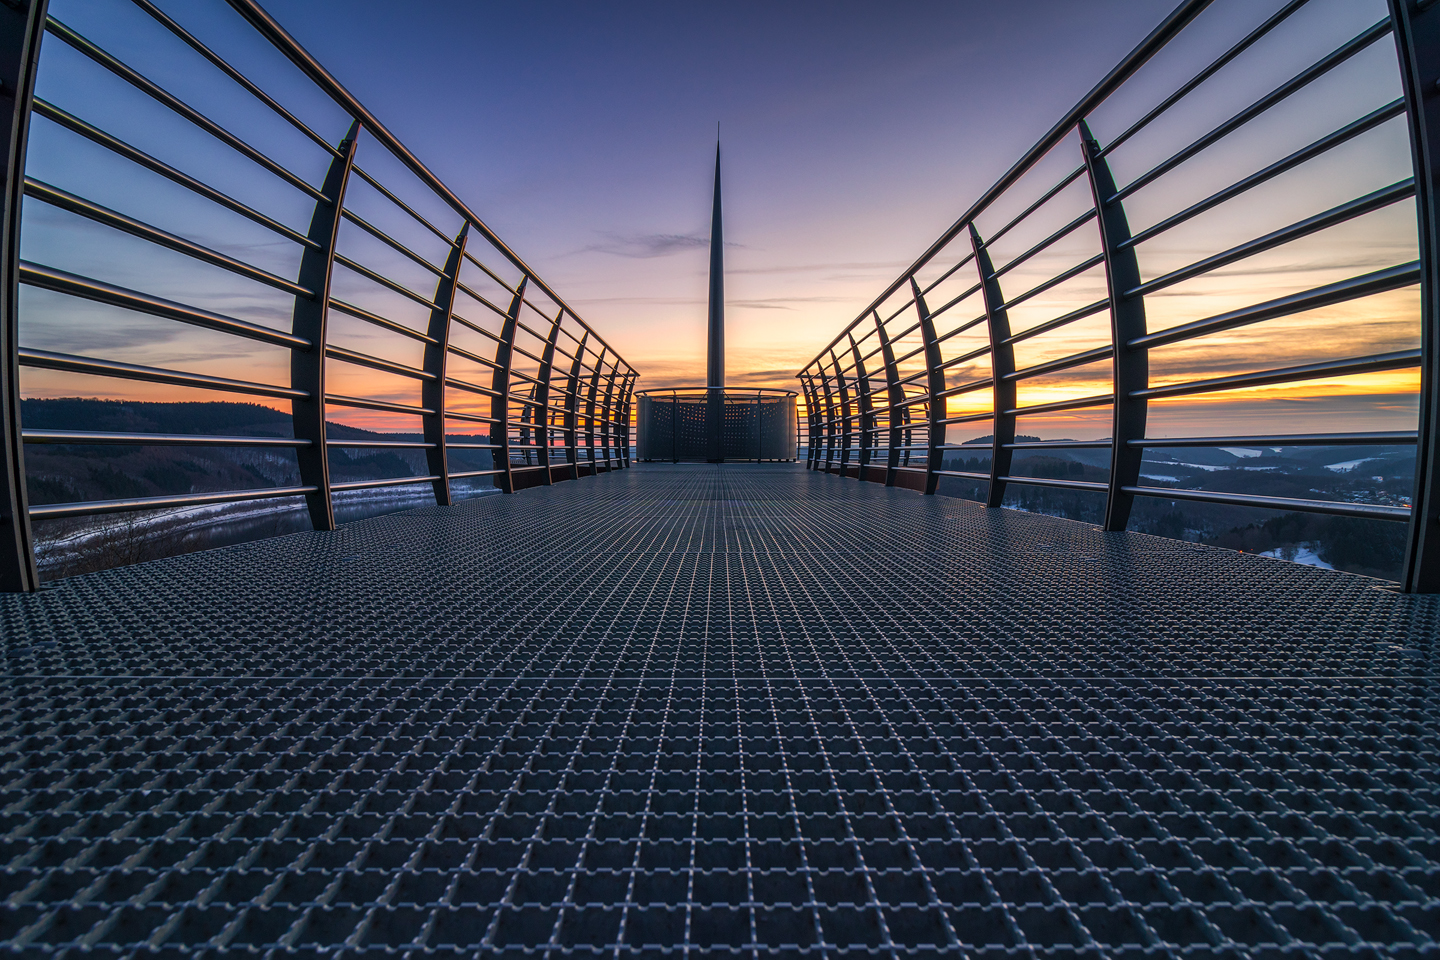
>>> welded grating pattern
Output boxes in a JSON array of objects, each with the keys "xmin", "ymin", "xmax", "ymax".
[{"xmin": 0, "ymin": 464, "xmax": 1437, "ymax": 957}]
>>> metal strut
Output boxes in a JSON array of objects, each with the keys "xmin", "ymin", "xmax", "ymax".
[
  {"xmin": 971, "ymin": 225, "xmax": 1015, "ymax": 507},
  {"xmin": 422, "ymin": 223, "xmax": 469, "ymax": 506}
]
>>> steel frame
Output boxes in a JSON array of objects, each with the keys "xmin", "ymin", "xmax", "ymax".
[
  {"xmin": 0, "ymin": 0, "xmax": 637, "ymax": 590},
  {"xmin": 800, "ymin": 0, "xmax": 1440, "ymax": 590}
]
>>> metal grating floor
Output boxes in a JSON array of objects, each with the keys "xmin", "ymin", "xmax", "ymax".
[{"xmin": 0, "ymin": 462, "xmax": 1438, "ymax": 958}]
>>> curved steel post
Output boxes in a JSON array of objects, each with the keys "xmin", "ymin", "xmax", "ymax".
[
  {"xmin": 599, "ymin": 358, "xmax": 619, "ymax": 469},
  {"xmin": 622, "ymin": 372, "xmax": 637, "ymax": 467},
  {"xmin": 874, "ymin": 310, "xmax": 904, "ymax": 486},
  {"xmin": 491, "ymin": 277, "xmax": 527, "ymax": 493},
  {"xmin": 534, "ymin": 308, "xmax": 563, "ymax": 484},
  {"xmin": 818, "ymin": 360, "xmax": 838, "ymax": 473},
  {"xmin": 0, "ymin": 0, "xmax": 49, "ymax": 592},
  {"xmin": 1080, "ymin": 119, "xmax": 1149, "ymax": 530},
  {"xmin": 849, "ymin": 333, "xmax": 875, "ymax": 481},
  {"xmin": 422, "ymin": 223, "xmax": 468, "ymax": 506},
  {"xmin": 799, "ymin": 373, "xmax": 820, "ymax": 468},
  {"xmin": 585, "ymin": 347, "xmax": 605, "ymax": 474},
  {"xmin": 563, "ymin": 330, "xmax": 587, "ymax": 480},
  {"xmin": 830, "ymin": 348, "xmax": 852, "ymax": 475},
  {"xmin": 291, "ymin": 119, "xmax": 358, "ymax": 530},
  {"xmin": 971, "ymin": 224, "xmax": 1015, "ymax": 507},
  {"xmin": 910, "ymin": 277, "xmax": 946, "ymax": 494},
  {"xmin": 1391, "ymin": 0, "xmax": 1440, "ymax": 592}
]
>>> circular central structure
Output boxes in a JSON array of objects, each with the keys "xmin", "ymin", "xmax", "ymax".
[{"xmin": 636, "ymin": 389, "xmax": 797, "ymax": 462}]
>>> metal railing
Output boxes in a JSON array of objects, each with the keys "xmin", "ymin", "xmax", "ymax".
[
  {"xmin": 799, "ymin": 0, "xmax": 1440, "ymax": 593},
  {"xmin": 0, "ymin": 0, "xmax": 638, "ymax": 591}
]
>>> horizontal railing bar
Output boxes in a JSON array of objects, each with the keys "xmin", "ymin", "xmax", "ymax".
[
  {"xmin": 1132, "ymin": 262, "xmax": 1420, "ymax": 350},
  {"xmin": 938, "ymin": 377, "xmax": 995, "ymax": 400},
  {"xmin": 1123, "ymin": 485, "xmax": 1410, "ymax": 520},
  {"xmin": 324, "ymin": 394, "xmax": 431, "ymax": 415},
  {"xmin": 1123, "ymin": 98, "xmax": 1407, "ymax": 250},
  {"xmin": 1006, "ymin": 393, "xmax": 1112, "ymax": 416},
  {"xmin": 918, "ymin": 251, "xmax": 978, "ymax": 300},
  {"xmin": 25, "ymin": 178, "xmax": 312, "ymax": 298},
  {"xmin": 29, "ymin": 485, "xmax": 318, "ymax": 520},
  {"xmin": 23, "ymin": 429, "xmax": 308, "ymax": 447},
  {"xmin": 1004, "ymin": 299, "xmax": 1110, "ymax": 347},
  {"xmin": 20, "ymin": 261, "xmax": 308, "ymax": 349},
  {"xmin": 797, "ymin": 0, "xmax": 1213, "ymax": 371},
  {"xmin": 328, "ymin": 299, "xmax": 435, "ymax": 344},
  {"xmin": 330, "ymin": 475, "xmax": 439, "ymax": 492},
  {"xmin": 1007, "ymin": 345, "xmax": 1113, "ymax": 382},
  {"xmin": 341, "ymin": 209, "xmax": 445, "ymax": 277},
  {"xmin": 450, "ymin": 311, "xmax": 505, "ymax": 342},
  {"xmin": 458, "ymin": 254, "xmax": 520, "ymax": 302},
  {"xmin": 1128, "ymin": 180, "xmax": 1415, "ymax": 300},
  {"xmin": 1113, "ymin": 18, "xmax": 1392, "ymax": 203},
  {"xmin": 129, "ymin": 0, "xmax": 339, "ymax": 155},
  {"xmin": 443, "ymin": 411, "xmax": 501, "ymax": 425},
  {"xmin": 982, "ymin": 165, "xmax": 1090, "ymax": 253},
  {"xmin": 1102, "ymin": 0, "xmax": 1310, "ymax": 158},
  {"xmin": 325, "ymin": 344, "xmax": 432, "ymax": 381},
  {"xmin": 348, "ymin": 166, "xmax": 456, "ymax": 247},
  {"xmin": 937, "ymin": 412, "xmax": 996, "ymax": 426},
  {"xmin": 1131, "ymin": 431, "xmax": 1416, "ymax": 447},
  {"xmin": 31, "ymin": 98, "xmax": 315, "ymax": 249},
  {"xmin": 333, "ymin": 254, "xmax": 438, "ymax": 309},
  {"xmin": 509, "ymin": 464, "xmax": 549, "ymax": 473},
  {"xmin": 447, "ymin": 344, "xmax": 501, "ymax": 369},
  {"xmin": 992, "ymin": 209, "xmax": 1098, "ymax": 282},
  {"xmin": 1000, "ymin": 254, "xmax": 1106, "ymax": 312},
  {"xmin": 1135, "ymin": 349, "xmax": 1420, "ymax": 401},
  {"xmin": 448, "ymin": 468, "xmax": 506, "ymax": 479},
  {"xmin": 1006, "ymin": 439, "xmax": 1112, "ymax": 449},
  {"xmin": 445, "ymin": 376, "xmax": 502, "ymax": 399},
  {"xmin": 937, "ymin": 343, "xmax": 993, "ymax": 371},
  {"xmin": 46, "ymin": 16, "xmax": 325, "ymax": 201},
  {"xmin": 930, "ymin": 290, "xmax": 986, "ymax": 327},
  {"xmin": 326, "ymin": 438, "xmax": 433, "ymax": 448},
  {"xmin": 1001, "ymin": 475, "xmax": 1110, "ymax": 493},
  {"xmin": 932, "ymin": 470, "xmax": 992, "ymax": 481},
  {"xmin": 19, "ymin": 347, "xmax": 305, "ymax": 399},
  {"xmin": 446, "ymin": 442, "xmax": 502, "ymax": 449}
]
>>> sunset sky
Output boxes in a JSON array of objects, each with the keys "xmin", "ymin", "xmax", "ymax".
[{"xmin": 17, "ymin": 0, "xmax": 1419, "ymax": 442}]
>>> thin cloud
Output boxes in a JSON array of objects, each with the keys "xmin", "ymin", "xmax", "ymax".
[{"xmin": 568, "ymin": 232, "xmax": 744, "ymax": 259}]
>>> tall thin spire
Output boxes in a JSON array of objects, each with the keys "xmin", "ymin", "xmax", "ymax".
[{"xmin": 706, "ymin": 140, "xmax": 724, "ymax": 389}]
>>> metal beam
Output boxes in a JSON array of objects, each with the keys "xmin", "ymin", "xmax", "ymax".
[
  {"xmin": 535, "ymin": 308, "xmax": 564, "ymax": 484},
  {"xmin": 490, "ymin": 277, "xmax": 527, "ymax": 493},
  {"xmin": 849, "ymin": 334, "xmax": 875, "ymax": 481},
  {"xmin": 0, "ymin": 0, "xmax": 48, "ymax": 592},
  {"xmin": 874, "ymin": 311, "xmax": 905, "ymax": 486},
  {"xmin": 830, "ymin": 348, "xmax": 852, "ymax": 476},
  {"xmin": 422, "ymin": 224, "xmax": 468, "ymax": 506},
  {"xmin": 1391, "ymin": 0, "xmax": 1440, "ymax": 592},
  {"xmin": 290, "ymin": 120, "xmax": 358, "ymax": 532},
  {"xmin": 971, "ymin": 225, "xmax": 1014, "ymax": 508},
  {"xmin": 1080, "ymin": 119, "xmax": 1148, "ymax": 530},
  {"xmin": 911, "ymin": 278, "xmax": 945, "ymax": 494},
  {"xmin": 563, "ymin": 331, "xmax": 588, "ymax": 480}
]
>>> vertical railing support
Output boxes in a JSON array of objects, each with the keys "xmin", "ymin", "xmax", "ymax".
[
  {"xmin": 911, "ymin": 278, "xmax": 946, "ymax": 494},
  {"xmin": 971, "ymin": 225, "xmax": 1015, "ymax": 508},
  {"xmin": 422, "ymin": 222, "xmax": 468, "ymax": 507},
  {"xmin": 800, "ymin": 374, "xmax": 820, "ymax": 469},
  {"xmin": 600, "ymin": 359, "xmax": 619, "ymax": 470},
  {"xmin": 0, "ymin": 0, "xmax": 50, "ymax": 592},
  {"xmin": 874, "ymin": 311, "xmax": 904, "ymax": 486},
  {"xmin": 830, "ymin": 349, "xmax": 852, "ymax": 476},
  {"xmin": 291, "ymin": 120, "xmax": 358, "ymax": 531},
  {"xmin": 563, "ymin": 331, "xmax": 587, "ymax": 481},
  {"xmin": 819, "ymin": 363, "xmax": 838, "ymax": 473},
  {"xmin": 849, "ymin": 334, "xmax": 875, "ymax": 482},
  {"xmin": 1081, "ymin": 120, "xmax": 1149, "ymax": 531},
  {"xmin": 622, "ymin": 373, "xmax": 637, "ymax": 467},
  {"xmin": 1391, "ymin": 0, "xmax": 1440, "ymax": 592},
  {"xmin": 585, "ymin": 347, "xmax": 605, "ymax": 474},
  {"xmin": 491, "ymin": 277, "xmax": 527, "ymax": 493},
  {"xmin": 535, "ymin": 308, "xmax": 563, "ymax": 484}
]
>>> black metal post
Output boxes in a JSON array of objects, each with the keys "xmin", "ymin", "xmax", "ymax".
[
  {"xmin": 563, "ymin": 330, "xmax": 587, "ymax": 480},
  {"xmin": 291, "ymin": 120, "xmax": 358, "ymax": 531},
  {"xmin": 971, "ymin": 225, "xmax": 1015, "ymax": 508},
  {"xmin": 874, "ymin": 310, "xmax": 904, "ymax": 486},
  {"xmin": 600, "ymin": 358, "xmax": 619, "ymax": 470},
  {"xmin": 1081, "ymin": 119, "xmax": 1149, "ymax": 531},
  {"xmin": 0, "ymin": 0, "xmax": 49, "ymax": 592},
  {"xmin": 491, "ymin": 277, "xmax": 526, "ymax": 493},
  {"xmin": 422, "ymin": 223, "xmax": 468, "ymax": 507},
  {"xmin": 850, "ymin": 334, "xmax": 875, "ymax": 482},
  {"xmin": 830, "ymin": 349, "xmax": 852, "ymax": 475},
  {"xmin": 911, "ymin": 277, "xmax": 946, "ymax": 494},
  {"xmin": 535, "ymin": 308, "xmax": 563, "ymax": 484},
  {"xmin": 585, "ymin": 347, "xmax": 603, "ymax": 475},
  {"xmin": 1391, "ymin": 0, "xmax": 1440, "ymax": 592}
]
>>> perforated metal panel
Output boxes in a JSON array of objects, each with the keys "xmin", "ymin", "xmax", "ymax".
[{"xmin": 0, "ymin": 464, "xmax": 1436, "ymax": 957}]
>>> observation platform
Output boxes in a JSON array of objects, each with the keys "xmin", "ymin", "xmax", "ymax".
[{"xmin": 0, "ymin": 463, "xmax": 1437, "ymax": 956}]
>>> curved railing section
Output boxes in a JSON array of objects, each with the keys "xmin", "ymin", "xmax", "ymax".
[
  {"xmin": 0, "ymin": 0, "xmax": 638, "ymax": 591},
  {"xmin": 799, "ymin": 0, "xmax": 1440, "ymax": 592}
]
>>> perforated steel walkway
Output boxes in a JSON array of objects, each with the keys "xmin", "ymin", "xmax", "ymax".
[{"xmin": 0, "ymin": 463, "xmax": 1438, "ymax": 958}]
